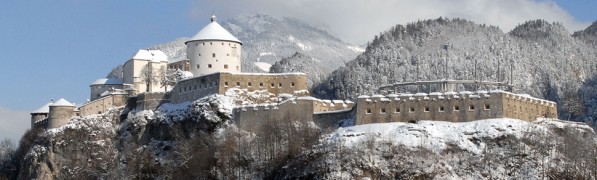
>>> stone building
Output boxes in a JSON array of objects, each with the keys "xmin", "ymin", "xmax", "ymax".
[
  {"xmin": 90, "ymin": 78, "xmax": 124, "ymax": 101},
  {"xmin": 355, "ymin": 90, "xmax": 557, "ymax": 125},
  {"xmin": 123, "ymin": 49, "xmax": 169, "ymax": 93},
  {"xmin": 30, "ymin": 98, "xmax": 78, "ymax": 129}
]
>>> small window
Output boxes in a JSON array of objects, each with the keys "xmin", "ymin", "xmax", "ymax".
[
  {"xmin": 259, "ymin": 82, "xmax": 264, "ymax": 87},
  {"xmin": 210, "ymin": 42, "xmax": 212, "ymax": 45},
  {"xmin": 291, "ymin": 82, "xmax": 295, "ymax": 87},
  {"xmin": 224, "ymin": 64, "xmax": 228, "ymax": 69},
  {"xmin": 224, "ymin": 82, "xmax": 229, "ymax": 86},
  {"xmin": 395, "ymin": 108, "xmax": 400, "ymax": 113},
  {"xmin": 469, "ymin": 105, "xmax": 475, "ymax": 111},
  {"xmin": 198, "ymin": 53, "xmax": 201, "ymax": 56},
  {"xmin": 236, "ymin": 66, "xmax": 239, "ymax": 70},
  {"xmin": 271, "ymin": 83, "xmax": 275, "ymax": 87},
  {"xmin": 248, "ymin": 82, "xmax": 252, "ymax": 87},
  {"xmin": 409, "ymin": 107, "xmax": 415, "ymax": 113},
  {"xmin": 236, "ymin": 82, "xmax": 240, "ymax": 87},
  {"xmin": 279, "ymin": 83, "xmax": 283, "ymax": 87},
  {"xmin": 439, "ymin": 106, "xmax": 445, "ymax": 112},
  {"xmin": 366, "ymin": 109, "xmax": 372, "ymax": 114},
  {"xmin": 227, "ymin": 54, "xmax": 230, "ymax": 56},
  {"xmin": 380, "ymin": 108, "xmax": 386, "ymax": 114},
  {"xmin": 485, "ymin": 104, "xmax": 490, "ymax": 110},
  {"xmin": 202, "ymin": 43, "xmax": 205, "ymax": 45},
  {"xmin": 212, "ymin": 53, "xmax": 216, "ymax": 57},
  {"xmin": 208, "ymin": 64, "xmax": 212, "ymax": 68},
  {"xmin": 221, "ymin": 43, "xmax": 224, "ymax": 45},
  {"xmin": 196, "ymin": 64, "xmax": 200, "ymax": 69},
  {"xmin": 424, "ymin": 107, "xmax": 430, "ymax": 112},
  {"xmin": 454, "ymin": 106, "xmax": 460, "ymax": 111}
]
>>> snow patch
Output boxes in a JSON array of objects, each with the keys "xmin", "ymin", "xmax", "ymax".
[
  {"xmin": 347, "ymin": 45, "xmax": 365, "ymax": 53},
  {"xmin": 253, "ymin": 62, "xmax": 272, "ymax": 72}
]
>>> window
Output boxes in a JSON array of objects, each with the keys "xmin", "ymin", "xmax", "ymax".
[
  {"xmin": 196, "ymin": 64, "xmax": 200, "ymax": 69},
  {"xmin": 259, "ymin": 82, "xmax": 264, "ymax": 87},
  {"xmin": 424, "ymin": 107, "xmax": 430, "ymax": 112},
  {"xmin": 221, "ymin": 43, "xmax": 224, "ymax": 45},
  {"xmin": 210, "ymin": 42, "xmax": 212, "ymax": 45},
  {"xmin": 271, "ymin": 83, "xmax": 275, "ymax": 87},
  {"xmin": 236, "ymin": 66, "xmax": 239, "ymax": 70},
  {"xmin": 208, "ymin": 64, "xmax": 212, "ymax": 68},
  {"xmin": 439, "ymin": 106, "xmax": 445, "ymax": 112},
  {"xmin": 409, "ymin": 107, "xmax": 415, "ymax": 113},
  {"xmin": 248, "ymin": 82, "xmax": 252, "ymax": 87},
  {"xmin": 469, "ymin": 105, "xmax": 475, "ymax": 111},
  {"xmin": 212, "ymin": 53, "xmax": 216, "ymax": 57},
  {"xmin": 224, "ymin": 64, "xmax": 228, "ymax": 69},
  {"xmin": 366, "ymin": 109, "xmax": 372, "ymax": 114},
  {"xmin": 224, "ymin": 82, "xmax": 229, "ymax": 86},
  {"xmin": 380, "ymin": 108, "xmax": 386, "ymax": 114},
  {"xmin": 395, "ymin": 108, "xmax": 400, "ymax": 113},
  {"xmin": 227, "ymin": 54, "xmax": 230, "ymax": 56},
  {"xmin": 198, "ymin": 53, "xmax": 201, "ymax": 56},
  {"xmin": 454, "ymin": 106, "xmax": 460, "ymax": 111},
  {"xmin": 485, "ymin": 104, "xmax": 490, "ymax": 110},
  {"xmin": 202, "ymin": 43, "xmax": 205, "ymax": 45},
  {"xmin": 236, "ymin": 82, "xmax": 240, "ymax": 87},
  {"xmin": 279, "ymin": 83, "xmax": 283, "ymax": 87},
  {"xmin": 291, "ymin": 82, "xmax": 295, "ymax": 87}
]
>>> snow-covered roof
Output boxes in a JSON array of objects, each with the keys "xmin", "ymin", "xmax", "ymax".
[
  {"xmin": 50, "ymin": 98, "xmax": 75, "ymax": 107},
  {"xmin": 131, "ymin": 49, "xmax": 168, "ymax": 62},
  {"xmin": 187, "ymin": 15, "xmax": 242, "ymax": 44},
  {"xmin": 91, "ymin": 78, "xmax": 123, "ymax": 85},
  {"xmin": 31, "ymin": 102, "xmax": 53, "ymax": 114}
]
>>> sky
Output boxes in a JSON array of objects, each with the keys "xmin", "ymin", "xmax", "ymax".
[{"xmin": 0, "ymin": 0, "xmax": 595, "ymax": 143}]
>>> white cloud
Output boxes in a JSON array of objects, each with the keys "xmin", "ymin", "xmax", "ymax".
[
  {"xmin": 0, "ymin": 107, "xmax": 30, "ymax": 143},
  {"xmin": 192, "ymin": 0, "xmax": 591, "ymax": 43}
]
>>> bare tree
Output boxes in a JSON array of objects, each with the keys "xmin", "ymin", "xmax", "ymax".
[{"xmin": 139, "ymin": 63, "xmax": 158, "ymax": 92}]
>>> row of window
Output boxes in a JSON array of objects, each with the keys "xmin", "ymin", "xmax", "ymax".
[
  {"xmin": 195, "ymin": 42, "xmax": 238, "ymax": 47},
  {"xmin": 178, "ymin": 82, "xmax": 218, "ymax": 93},
  {"xmin": 366, "ymin": 104, "xmax": 491, "ymax": 114},
  {"xmin": 195, "ymin": 64, "xmax": 239, "ymax": 70},
  {"xmin": 198, "ymin": 53, "xmax": 234, "ymax": 57},
  {"xmin": 224, "ymin": 81, "xmax": 296, "ymax": 88}
]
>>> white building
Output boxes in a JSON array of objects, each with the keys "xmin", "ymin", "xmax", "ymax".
[
  {"xmin": 186, "ymin": 15, "xmax": 243, "ymax": 77},
  {"xmin": 123, "ymin": 49, "xmax": 169, "ymax": 93}
]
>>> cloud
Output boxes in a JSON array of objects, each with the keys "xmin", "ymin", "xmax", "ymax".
[
  {"xmin": 192, "ymin": 0, "xmax": 591, "ymax": 43},
  {"xmin": 0, "ymin": 107, "xmax": 30, "ymax": 143}
]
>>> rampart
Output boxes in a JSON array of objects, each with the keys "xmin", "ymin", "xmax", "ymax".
[
  {"xmin": 79, "ymin": 93, "xmax": 128, "ymax": 116},
  {"xmin": 234, "ymin": 97, "xmax": 354, "ymax": 131},
  {"xmin": 136, "ymin": 92, "xmax": 170, "ymax": 110},
  {"xmin": 170, "ymin": 72, "xmax": 309, "ymax": 104},
  {"xmin": 355, "ymin": 90, "xmax": 557, "ymax": 125}
]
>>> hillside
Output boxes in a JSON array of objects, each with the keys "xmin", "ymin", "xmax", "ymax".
[
  {"xmin": 151, "ymin": 13, "xmax": 363, "ymax": 73},
  {"xmin": 573, "ymin": 21, "xmax": 597, "ymax": 46},
  {"xmin": 269, "ymin": 52, "xmax": 329, "ymax": 87},
  {"xmin": 314, "ymin": 18, "xmax": 597, "ymax": 123}
]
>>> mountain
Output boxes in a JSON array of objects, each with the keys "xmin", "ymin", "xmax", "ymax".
[
  {"xmin": 151, "ymin": 13, "xmax": 363, "ymax": 73},
  {"xmin": 269, "ymin": 52, "xmax": 329, "ymax": 87},
  {"xmin": 573, "ymin": 21, "xmax": 597, "ymax": 46},
  {"xmin": 313, "ymin": 18, "xmax": 597, "ymax": 122}
]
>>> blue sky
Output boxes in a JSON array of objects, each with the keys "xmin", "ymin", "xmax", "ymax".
[{"xmin": 0, "ymin": 0, "xmax": 595, "ymax": 142}]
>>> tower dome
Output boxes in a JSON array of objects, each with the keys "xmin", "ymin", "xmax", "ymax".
[{"xmin": 186, "ymin": 15, "xmax": 243, "ymax": 77}]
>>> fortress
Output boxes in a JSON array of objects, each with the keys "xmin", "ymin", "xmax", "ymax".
[{"xmin": 30, "ymin": 15, "xmax": 557, "ymax": 130}]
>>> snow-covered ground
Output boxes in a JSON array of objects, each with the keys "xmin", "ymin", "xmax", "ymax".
[{"xmin": 253, "ymin": 62, "xmax": 272, "ymax": 72}]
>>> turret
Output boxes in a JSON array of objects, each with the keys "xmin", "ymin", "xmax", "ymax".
[
  {"xmin": 47, "ymin": 98, "xmax": 75, "ymax": 129},
  {"xmin": 186, "ymin": 14, "xmax": 242, "ymax": 77}
]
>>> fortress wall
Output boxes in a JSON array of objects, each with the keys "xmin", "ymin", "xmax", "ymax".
[
  {"xmin": 136, "ymin": 92, "xmax": 170, "ymax": 110},
  {"xmin": 502, "ymin": 93, "xmax": 557, "ymax": 121},
  {"xmin": 235, "ymin": 98, "xmax": 315, "ymax": 132},
  {"xmin": 313, "ymin": 108, "xmax": 354, "ymax": 129},
  {"xmin": 90, "ymin": 84, "xmax": 124, "ymax": 101},
  {"xmin": 80, "ymin": 94, "xmax": 128, "ymax": 116},
  {"xmin": 218, "ymin": 73, "xmax": 309, "ymax": 97},
  {"xmin": 48, "ymin": 106, "xmax": 75, "ymax": 129},
  {"xmin": 312, "ymin": 100, "xmax": 354, "ymax": 113},
  {"xmin": 356, "ymin": 91, "xmax": 510, "ymax": 125},
  {"xmin": 170, "ymin": 73, "xmax": 221, "ymax": 104},
  {"xmin": 170, "ymin": 72, "xmax": 309, "ymax": 104}
]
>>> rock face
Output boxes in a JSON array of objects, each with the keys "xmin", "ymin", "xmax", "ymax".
[{"xmin": 151, "ymin": 13, "xmax": 363, "ymax": 73}]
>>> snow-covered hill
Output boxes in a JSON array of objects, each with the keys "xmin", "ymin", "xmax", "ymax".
[{"xmin": 280, "ymin": 118, "xmax": 597, "ymax": 179}]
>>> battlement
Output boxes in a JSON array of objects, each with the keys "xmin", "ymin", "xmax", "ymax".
[{"xmin": 356, "ymin": 90, "xmax": 557, "ymax": 124}]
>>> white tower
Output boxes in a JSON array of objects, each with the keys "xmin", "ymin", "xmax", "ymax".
[{"xmin": 186, "ymin": 15, "xmax": 242, "ymax": 77}]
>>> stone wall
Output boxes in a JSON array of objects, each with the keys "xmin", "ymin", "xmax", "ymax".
[
  {"xmin": 31, "ymin": 113, "xmax": 48, "ymax": 128},
  {"xmin": 170, "ymin": 72, "xmax": 309, "ymax": 104},
  {"xmin": 47, "ymin": 106, "xmax": 75, "ymax": 129},
  {"xmin": 79, "ymin": 94, "xmax": 128, "ymax": 116},
  {"xmin": 136, "ymin": 92, "xmax": 170, "ymax": 110},
  {"xmin": 355, "ymin": 90, "xmax": 557, "ymax": 125}
]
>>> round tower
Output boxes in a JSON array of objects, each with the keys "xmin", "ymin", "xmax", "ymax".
[
  {"xmin": 47, "ymin": 98, "xmax": 75, "ymax": 129},
  {"xmin": 186, "ymin": 15, "xmax": 242, "ymax": 77}
]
